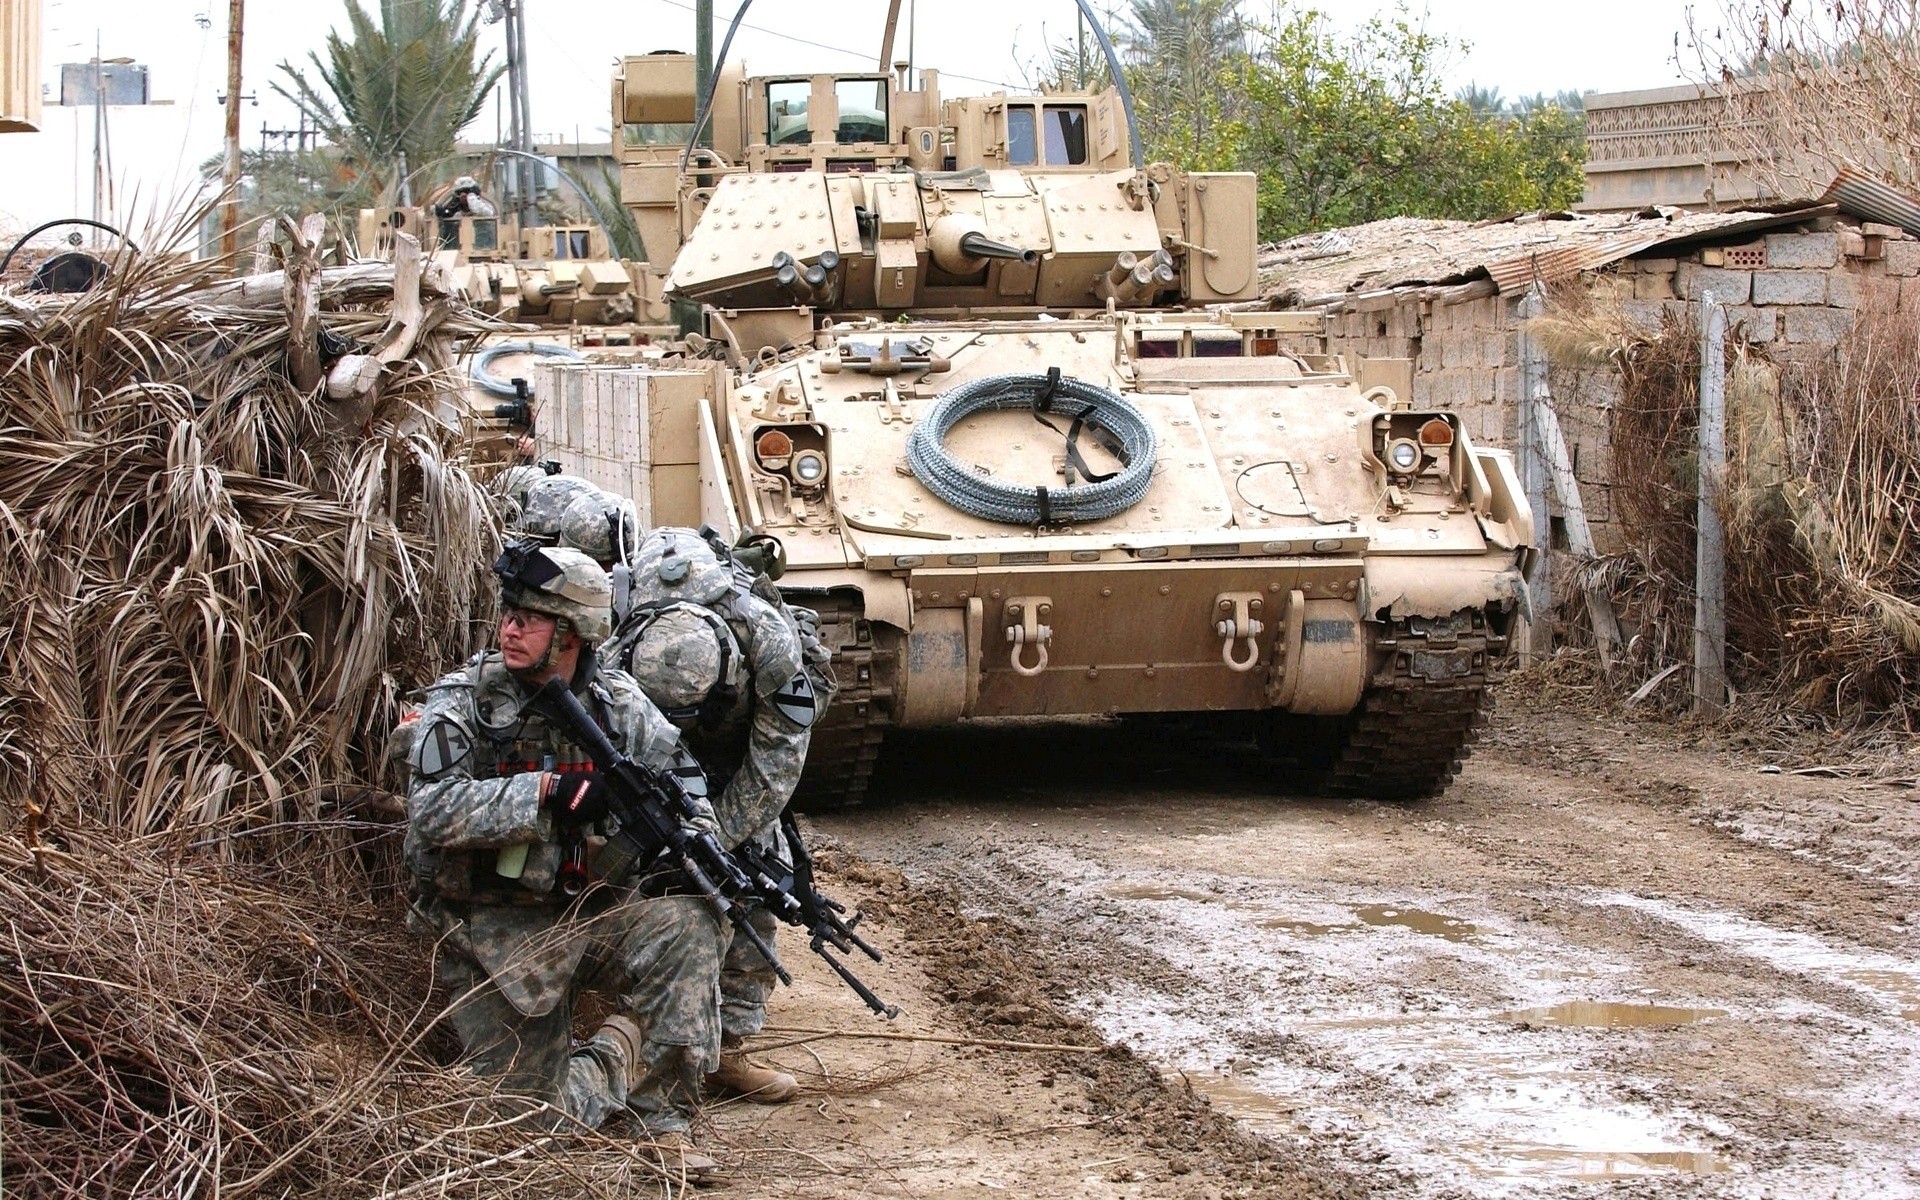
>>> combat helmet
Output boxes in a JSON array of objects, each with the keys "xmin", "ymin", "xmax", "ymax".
[
  {"xmin": 559, "ymin": 489, "xmax": 640, "ymax": 566},
  {"xmin": 516, "ymin": 474, "xmax": 597, "ymax": 540},
  {"xmin": 623, "ymin": 605, "xmax": 742, "ymax": 727},
  {"xmin": 494, "ymin": 464, "xmax": 548, "ymax": 522},
  {"xmin": 494, "ymin": 538, "xmax": 614, "ymax": 643}
]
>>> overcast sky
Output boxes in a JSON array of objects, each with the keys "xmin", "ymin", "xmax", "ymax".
[{"xmin": 41, "ymin": 0, "xmax": 1706, "ymax": 153}]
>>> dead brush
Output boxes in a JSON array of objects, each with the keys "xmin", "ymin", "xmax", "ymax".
[
  {"xmin": 1561, "ymin": 282, "xmax": 1920, "ymax": 727},
  {"xmin": 0, "ymin": 831, "xmax": 712, "ymax": 1199},
  {"xmin": 0, "ymin": 212, "xmax": 497, "ymax": 839},
  {"xmin": 0, "ymin": 217, "xmax": 674, "ymax": 1197}
]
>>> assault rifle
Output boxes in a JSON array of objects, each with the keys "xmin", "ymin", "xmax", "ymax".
[
  {"xmin": 530, "ymin": 677, "xmax": 785, "ymax": 984},
  {"xmin": 529, "ymin": 677, "xmax": 895, "ymax": 1018},
  {"xmin": 735, "ymin": 811, "xmax": 898, "ymax": 1019}
]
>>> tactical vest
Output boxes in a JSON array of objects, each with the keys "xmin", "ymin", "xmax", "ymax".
[{"xmin": 418, "ymin": 658, "xmax": 630, "ymax": 906}]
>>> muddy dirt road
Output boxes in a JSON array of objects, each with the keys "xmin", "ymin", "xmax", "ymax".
[{"xmin": 767, "ymin": 700, "xmax": 1920, "ymax": 1199}]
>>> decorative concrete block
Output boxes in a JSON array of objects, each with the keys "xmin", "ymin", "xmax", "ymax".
[
  {"xmin": 1782, "ymin": 306, "xmax": 1853, "ymax": 345},
  {"xmin": 1751, "ymin": 270, "xmax": 1827, "ymax": 306},
  {"xmin": 1764, "ymin": 230, "xmax": 1840, "ymax": 269},
  {"xmin": 1676, "ymin": 263, "xmax": 1753, "ymax": 303}
]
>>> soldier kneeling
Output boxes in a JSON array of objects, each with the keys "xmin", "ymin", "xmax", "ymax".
[{"xmin": 404, "ymin": 539, "xmax": 727, "ymax": 1182}]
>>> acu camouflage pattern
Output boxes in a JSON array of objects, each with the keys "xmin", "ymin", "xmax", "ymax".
[
  {"xmin": 608, "ymin": 527, "xmax": 840, "ymax": 1042},
  {"xmin": 494, "ymin": 464, "xmax": 550, "ymax": 526},
  {"xmin": 625, "ymin": 606, "xmax": 736, "ymax": 712},
  {"xmin": 405, "ymin": 653, "xmax": 727, "ymax": 1131},
  {"xmin": 558, "ymin": 489, "xmax": 639, "ymax": 565},
  {"xmin": 515, "ymin": 474, "xmax": 597, "ymax": 539},
  {"xmin": 608, "ymin": 527, "xmax": 836, "ymax": 846},
  {"xmin": 498, "ymin": 544, "xmax": 616, "ymax": 644}
]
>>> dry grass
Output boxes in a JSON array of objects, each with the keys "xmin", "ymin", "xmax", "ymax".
[
  {"xmin": 0, "ymin": 217, "xmax": 497, "ymax": 840},
  {"xmin": 0, "ymin": 830, "xmax": 751, "ymax": 1199},
  {"xmin": 1557, "ymin": 280, "xmax": 1920, "ymax": 727},
  {"xmin": 0, "ymin": 219, "xmax": 559, "ymax": 1198}
]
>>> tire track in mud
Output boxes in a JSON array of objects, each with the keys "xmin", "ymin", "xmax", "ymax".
[
  {"xmin": 816, "ymin": 847, "xmax": 1366, "ymax": 1199},
  {"xmin": 823, "ymin": 712, "xmax": 1920, "ymax": 1199}
]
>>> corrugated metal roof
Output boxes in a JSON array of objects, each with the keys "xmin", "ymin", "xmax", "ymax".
[
  {"xmin": 1823, "ymin": 168, "xmax": 1920, "ymax": 237},
  {"xmin": 1259, "ymin": 205, "xmax": 1832, "ymax": 306}
]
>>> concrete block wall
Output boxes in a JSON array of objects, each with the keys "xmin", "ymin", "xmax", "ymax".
[
  {"xmin": 1615, "ymin": 222, "xmax": 1912, "ymax": 364},
  {"xmin": 1323, "ymin": 218, "xmax": 1917, "ymax": 556}
]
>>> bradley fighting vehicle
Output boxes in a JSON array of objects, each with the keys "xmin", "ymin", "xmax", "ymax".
[{"xmin": 600, "ymin": 20, "xmax": 1534, "ymax": 806}]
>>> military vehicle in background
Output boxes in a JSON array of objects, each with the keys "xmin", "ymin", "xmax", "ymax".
[
  {"xmin": 536, "ymin": 13, "xmax": 1533, "ymax": 806},
  {"xmin": 358, "ymin": 175, "xmax": 680, "ymax": 465}
]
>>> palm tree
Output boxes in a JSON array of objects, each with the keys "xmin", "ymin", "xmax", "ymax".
[
  {"xmin": 274, "ymin": 0, "xmax": 505, "ymax": 201},
  {"xmin": 1456, "ymin": 82, "xmax": 1507, "ymax": 116},
  {"xmin": 1119, "ymin": 0, "xmax": 1247, "ymax": 158}
]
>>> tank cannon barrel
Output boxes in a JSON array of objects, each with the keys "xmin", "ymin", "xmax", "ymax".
[{"xmin": 958, "ymin": 231, "xmax": 1040, "ymax": 266}]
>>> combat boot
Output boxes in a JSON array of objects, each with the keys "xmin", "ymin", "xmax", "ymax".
[
  {"xmin": 591, "ymin": 1014, "xmax": 646, "ymax": 1098},
  {"xmin": 704, "ymin": 1051, "xmax": 798, "ymax": 1103},
  {"xmin": 649, "ymin": 1130, "xmax": 721, "ymax": 1186}
]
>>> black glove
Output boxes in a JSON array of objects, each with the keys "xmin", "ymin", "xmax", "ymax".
[{"xmin": 544, "ymin": 772, "xmax": 610, "ymax": 827}]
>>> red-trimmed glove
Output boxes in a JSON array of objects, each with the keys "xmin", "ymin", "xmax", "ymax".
[{"xmin": 543, "ymin": 772, "xmax": 610, "ymax": 827}]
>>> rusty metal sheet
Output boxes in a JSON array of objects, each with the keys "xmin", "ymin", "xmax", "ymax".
[
  {"xmin": 1823, "ymin": 168, "xmax": 1920, "ymax": 237},
  {"xmin": 1262, "ymin": 205, "xmax": 1834, "ymax": 303}
]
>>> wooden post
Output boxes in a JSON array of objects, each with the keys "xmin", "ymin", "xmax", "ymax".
[
  {"xmin": 1533, "ymin": 400, "xmax": 1624, "ymax": 667},
  {"xmin": 220, "ymin": 0, "xmax": 245, "ymax": 261},
  {"xmin": 1516, "ymin": 283, "xmax": 1554, "ymax": 662},
  {"xmin": 1694, "ymin": 291, "xmax": 1728, "ymax": 714}
]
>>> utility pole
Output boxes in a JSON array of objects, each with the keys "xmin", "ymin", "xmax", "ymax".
[
  {"xmin": 695, "ymin": 0, "xmax": 712, "ymax": 150},
  {"xmin": 513, "ymin": 0, "xmax": 538, "ymax": 228},
  {"xmin": 502, "ymin": 3, "xmax": 527, "ymax": 224},
  {"xmin": 221, "ymin": 0, "xmax": 245, "ymax": 260}
]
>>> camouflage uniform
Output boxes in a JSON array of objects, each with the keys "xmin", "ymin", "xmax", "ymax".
[
  {"xmin": 406, "ymin": 545, "xmax": 729, "ymax": 1134},
  {"xmin": 493, "ymin": 464, "xmax": 552, "ymax": 527},
  {"xmin": 608, "ymin": 527, "xmax": 836, "ymax": 1042}
]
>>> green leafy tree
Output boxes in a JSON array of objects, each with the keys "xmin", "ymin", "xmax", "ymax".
[
  {"xmin": 1511, "ymin": 101, "xmax": 1587, "ymax": 211},
  {"xmin": 274, "ymin": 0, "xmax": 505, "ymax": 200},
  {"xmin": 1232, "ymin": 7, "xmax": 1585, "ymax": 237}
]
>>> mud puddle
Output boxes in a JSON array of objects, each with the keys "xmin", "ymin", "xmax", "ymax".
[
  {"xmin": 1066, "ymin": 858, "xmax": 1920, "ymax": 1196},
  {"xmin": 1495, "ymin": 1001, "xmax": 1727, "ymax": 1027}
]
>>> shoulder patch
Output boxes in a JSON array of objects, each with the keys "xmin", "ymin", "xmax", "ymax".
[
  {"xmin": 411, "ymin": 716, "xmax": 474, "ymax": 777},
  {"xmin": 768, "ymin": 670, "xmax": 819, "ymax": 728}
]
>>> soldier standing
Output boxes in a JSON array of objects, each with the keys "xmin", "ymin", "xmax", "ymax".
[
  {"xmin": 405, "ymin": 539, "xmax": 727, "ymax": 1180},
  {"xmin": 610, "ymin": 527, "xmax": 835, "ymax": 1104}
]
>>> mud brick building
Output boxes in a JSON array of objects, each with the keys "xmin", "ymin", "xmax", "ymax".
[{"xmin": 1258, "ymin": 188, "xmax": 1920, "ymax": 552}]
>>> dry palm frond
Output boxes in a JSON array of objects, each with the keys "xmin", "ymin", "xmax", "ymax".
[{"xmin": 0, "ymin": 212, "xmax": 498, "ymax": 839}]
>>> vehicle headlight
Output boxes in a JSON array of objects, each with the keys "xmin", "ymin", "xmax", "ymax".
[
  {"xmin": 1387, "ymin": 438, "xmax": 1422, "ymax": 473},
  {"xmin": 792, "ymin": 449, "xmax": 826, "ymax": 485}
]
